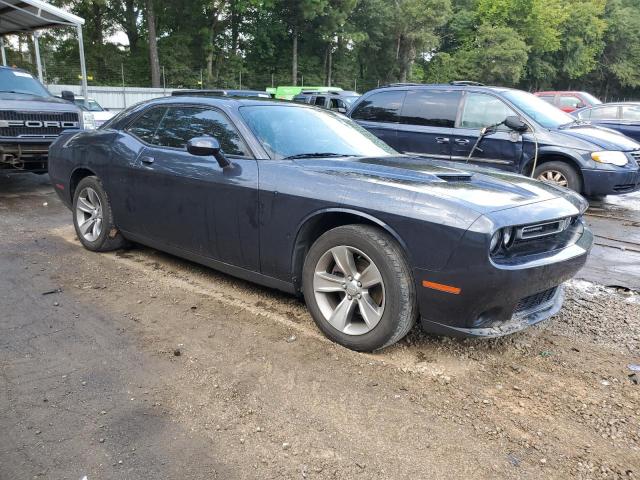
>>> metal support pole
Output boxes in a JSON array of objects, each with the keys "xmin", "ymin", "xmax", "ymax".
[
  {"xmin": 32, "ymin": 32, "xmax": 43, "ymax": 82},
  {"xmin": 0, "ymin": 36, "xmax": 7, "ymax": 66},
  {"xmin": 121, "ymin": 63, "xmax": 126, "ymax": 109},
  {"xmin": 77, "ymin": 25, "xmax": 88, "ymax": 100},
  {"xmin": 162, "ymin": 65, "xmax": 166, "ymax": 94}
]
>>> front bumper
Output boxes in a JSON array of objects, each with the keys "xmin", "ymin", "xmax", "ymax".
[
  {"xmin": 415, "ymin": 221, "xmax": 593, "ymax": 338},
  {"xmin": 0, "ymin": 139, "xmax": 53, "ymax": 172},
  {"xmin": 581, "ymin": 165, "xmax": 640, "ymax": 196}
]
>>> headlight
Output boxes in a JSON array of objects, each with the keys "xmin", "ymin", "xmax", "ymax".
[
  {"xmin": 82, "ymin": 111, "xmax": 96, "ymax": 130},
  {"xmin": 591, "ymin": 151, "xmax": 628, "ymax": 166},
  {"xmin": 489, "ymin": 231, "xmax": 502, "ymax": 254},
  {"xmin": 502, "ymin": 227, "xmax": 515, "ymax": 248}
]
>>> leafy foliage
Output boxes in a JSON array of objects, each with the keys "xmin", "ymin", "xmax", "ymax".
[{"xmin": 4, "ymin": 0, "xmax": 640, "ymax": 99}]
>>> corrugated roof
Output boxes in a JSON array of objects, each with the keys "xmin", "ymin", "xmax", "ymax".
[{"xmin": 0, "ymin": 0, "xmax": 84, "ymax": 35}]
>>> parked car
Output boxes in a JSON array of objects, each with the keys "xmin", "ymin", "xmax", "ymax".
[
  {"xmin": 348, "ymin": 82, "xmax": 640, "ymax": 196},
  {"xmin": 534, "ymin": 91, "xmax": 601, "ymax": 112},
  {"xmin": 0, "ymin": 66, "xmax": 91, "ymax": 173},
  {"xmin": 267, "ymin": 85, "xmax": 343, "ymax": 100},
  {"xmin": 73, "ymin": 96, "xmax": 116, "ymax": 128},
  {"xmin": 573, "ymin": 102, "xmax": 640, "ymax": 142},
  {"xmin": 49, "ymin": 96, "xmax": 592, "ymax": 351},
  {"xmin": 292, "ymin": 90, "xmax": 360, "ymax": 113}
]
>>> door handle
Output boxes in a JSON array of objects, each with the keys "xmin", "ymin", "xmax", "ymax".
[
  {"xmin": 454, "ymin": 138, "xmax": 470, "ymax": 145},
  {"xmin": 435, "ymin": 137, "xmax": 450, "ymax": 144},
  {"xmin": 140, "ymin": 155, "xmax": 155, "ymax": 164}
]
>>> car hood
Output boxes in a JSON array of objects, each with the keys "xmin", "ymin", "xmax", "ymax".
[
  {"xmin": 0, "ymin": 92, "xmax": 80, "ymax": 113},
  {"xmin": 553, "ymin": 124, "xmax": 640, "ymax": 151},
  {"xmin": 298, "ymin": 156, "xmax": 587, "ymax": 215}
]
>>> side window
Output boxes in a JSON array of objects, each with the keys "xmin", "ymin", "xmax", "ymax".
[
  {"xmin": 559, "ymin": 96, "xmax": 582, "ymax": 109},
  {"xmin": 400, "ymin": 90, "xmax": 460, "ymax": 127},
  {"xmin": 576, "ymin": 109, "xmax": 591, "ymax": 120},
  {"xmin": 590, "ymin": 106, "xmax": 619, "ymax": 120},
  {"xmin": 622, "ymin": 105, "xmax": 640, "ymax": 121},
  {"xmin": 126, "ymin": 107, "xmax": 166, "ymax": 143},
  {"xmin": 329, "ymin": 98, "xmax": 346, "ymax": 110},
  {"xmin": 539, "ymin": 95, "xmax": 556, "ymax": 105},
  {"xmin": 459, "ymin": 93, "xmax": 516, "ymax": 129},
  {"xmin": 314, "ymin": 96, "xmax": 327, "ymax": 107},
  {"xmin": 351, "ymin": 91, "xmax": 405, "ymax": 123},
  {"xmin": 154, "ymin": 106, "xmax": 249, "ymax": 156}
]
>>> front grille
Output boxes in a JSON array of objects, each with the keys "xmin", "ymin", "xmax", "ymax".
[
  {"xmin": 630, "ymin": 150, "xmax": 640, "ymax": 166},
  {"xmin": 0, "ymin": 110, "xmax": 80, "ymax": 138},
  {"xmin": 517, "ymin": 218, "xmax": 571, "ymax": 241},
  {"xmin": 514, "ymin": 287, "xmax": 557, "ymax": 313}
]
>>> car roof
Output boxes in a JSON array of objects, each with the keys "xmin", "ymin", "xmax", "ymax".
[
  {"xmin": 367, "ymin": 83, "xmax": 514, "ymax": 94},
  {"xmin": 535, "ymin": 90, "xmax": 589, "ymax": 95},
  {"xmin": 145, "ymin": 95, "xmax": 298, "ymax": 108},
  {"xmin": 0, "ymin": 65, "xmax": 32, "ymax": 75},
  {"xmin": 578, "ymin": 101, "xmax": 640, "ymax": 109}
]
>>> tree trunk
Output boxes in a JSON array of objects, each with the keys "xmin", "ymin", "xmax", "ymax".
[
  {"xmin": 292, "ymin": 26, "xmax": 298, "ymax": 86},
  {"xmin": 323, "ymin": 45, "xmax": 328, "ymax": 85},
  {"xmin": 146, "ymin": 0, "xmax": 161, "ymax": 88},
  {"xmin": 231, "ymin": 0, "xmax": 240, "ymax": 55},
  {"xmin": 327, "ymin": 45, "xmax": 332, "ymax": 87}
]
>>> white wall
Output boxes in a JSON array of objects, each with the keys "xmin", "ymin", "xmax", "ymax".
[{"xmin": 46, "ymin": 84, "xmax": 177, "ymax": 112}]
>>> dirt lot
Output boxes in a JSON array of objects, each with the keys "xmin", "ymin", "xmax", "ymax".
[{"xmin": 1, "ymin": 174, "xmax": 639, "ymax": 480}]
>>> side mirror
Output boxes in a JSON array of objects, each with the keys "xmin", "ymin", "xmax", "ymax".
[
  {"xmin": 332, "ymin": 107, "xmax": 347, "ymax": 114},
  {"xmin": 61, "ymin": 90, "xmax": 75, "ymax": 102},
  {"xmin": 187, "ymin": 136, "xmax": 230, "ymax": 168},
  {"xmin": 504, "ymin": 115, "xmax": 529, "ymax": 132}
]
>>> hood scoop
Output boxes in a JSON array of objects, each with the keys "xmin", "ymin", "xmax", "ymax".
[{"xmin": 435, "ymin": 172, "xmax": 473, "ymax": 182}]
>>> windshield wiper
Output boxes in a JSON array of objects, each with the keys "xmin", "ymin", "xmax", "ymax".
[
  {"xmin": 0, "ymin": 90, "xmax": 42, "ymax": 96},
  {"xmin": 283, "ymin": 152, "xmax": 354, "ymax": 160},
  {"xmin": 560, "ymin": 119, "xmax": 590, "ymax": 128}
]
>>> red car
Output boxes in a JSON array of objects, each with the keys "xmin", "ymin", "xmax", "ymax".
[{"xmin": 534, "ymin": 91, "xmax": 601, "ymax": 113}]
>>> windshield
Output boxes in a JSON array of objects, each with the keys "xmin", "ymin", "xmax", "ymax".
[
  {"xmin": 503, "ymin": 90, "xmax": 577, "ymax": 129},
  {"xmin": 239, "ymin": 105, "xmax": 397, "ymax": 160},
  {"xmin": 75, "ymin": 99, "xmax": 104, "ymax": 111},
  {"xmin": 0, "ymin": 69, "xmax": 50, "ymax": 97},
  {"xmin": 580, "ymin": 91, "xmax": 602, "ymax": 105},
  {"xmin": 343, "ymin": 96, "xmax": 360, "ymax": 106}
]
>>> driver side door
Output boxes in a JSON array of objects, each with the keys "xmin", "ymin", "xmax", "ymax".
[
  {"xmin": 125, "ymin": 105, "xmax": 260, "ymax": 270},
  {"xmin": 451, "ymin": 92, "xmax": 523, "ymax": 172}
]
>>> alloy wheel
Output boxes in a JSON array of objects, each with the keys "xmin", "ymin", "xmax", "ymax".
[
  {"xmin": 313, "ymin": 245, "xmax": 386, "ymax": 336},
  {"xmin": 75, "ymin": 186, "xmax": 103, "ymax": 242},
  {"xmin": 537, "ymin": 169, "xmax": 568, "ymax": 187}
]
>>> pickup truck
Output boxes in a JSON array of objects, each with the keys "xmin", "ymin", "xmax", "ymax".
[{"xmin": 0, "ymin": 66, "xmax": 93, "ymax": 174}]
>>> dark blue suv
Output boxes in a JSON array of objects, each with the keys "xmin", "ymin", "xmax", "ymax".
[{"xmin": 348, "ymin": 83, "xmax": 640, "ymax": 196}]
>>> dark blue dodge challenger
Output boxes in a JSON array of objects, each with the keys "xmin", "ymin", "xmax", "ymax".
[{"xmin": 48, "ymin": 96, "xmax": 593, "ymax": 351}]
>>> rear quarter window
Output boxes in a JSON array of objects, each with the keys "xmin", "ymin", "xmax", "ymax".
[
  {"xmin": 351, "ymin": 91, "xmax": 406, "ymax": 123},
  {"xmin": 125, "ymin": 107, "xmax": 167, "ymax": 144}
]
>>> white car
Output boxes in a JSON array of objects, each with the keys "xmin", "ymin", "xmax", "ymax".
[{"xmin": 74, "ymin": 97, "xmax": 116, "ymax": 127}]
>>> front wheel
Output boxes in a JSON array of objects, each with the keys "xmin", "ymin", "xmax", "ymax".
[
  {"xmin": 534, "ymin": 161, "xmax": 582, "ymax": 193},
  {"xmin": 302, "ymin": 225, "xmax": 417, "ymax": 351},
  {"xmin": 73, "ymin": 176, "xmax": 127, "ymax": 252}
]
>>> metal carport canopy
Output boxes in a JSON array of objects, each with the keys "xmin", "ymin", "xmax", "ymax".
[{"xmin": 0, "ymin": 0, "xmax": 87, "ymax": 99}]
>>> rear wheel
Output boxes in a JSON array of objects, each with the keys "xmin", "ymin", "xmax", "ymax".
[
  {"xmin": 73, "ymin": 176, "xmax": 127, "ymax": 251},
  {"xmin": 534, "ymin": 161, "xmax": 582, "ymax": 193},
  {"xmin": 302, "ymin": 225, "xmax": 417, "ymax": 351}
]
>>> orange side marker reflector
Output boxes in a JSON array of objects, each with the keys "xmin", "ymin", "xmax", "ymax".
[{"xmin": 422, "ymin": 280, "xmax": 461, "ymax": 295}]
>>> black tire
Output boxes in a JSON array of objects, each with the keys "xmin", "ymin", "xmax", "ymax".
[
  {"xmin": 302, "ymin": 224, "xmax": 417, "ymax": 351},
  {"xmin": 534, "ymin": 160, "xmax": 582, "ymax": 193},
  {"xmin": 72, "ymin": 176, "xmax": 127, "ymax": 252}
]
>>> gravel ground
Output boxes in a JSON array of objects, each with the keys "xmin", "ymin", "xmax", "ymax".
[{"xmin": 1, "ymin": 174, "xmax": 639, "ymax": 480}]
